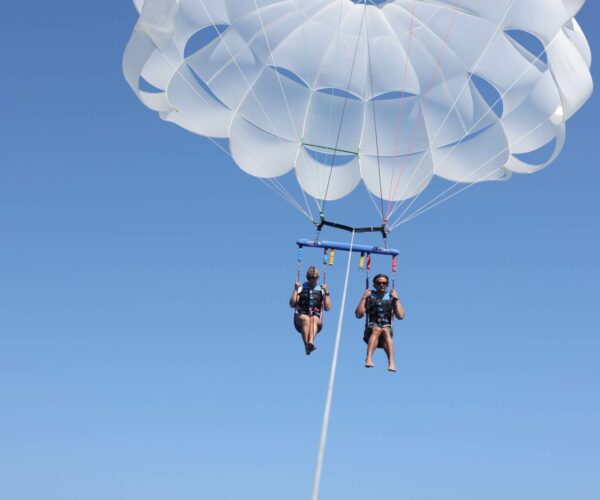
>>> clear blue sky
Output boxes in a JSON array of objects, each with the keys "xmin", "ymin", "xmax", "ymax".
[{"xmin": 1, "ymin": 2, "xmax": 598, "ymax": 500}]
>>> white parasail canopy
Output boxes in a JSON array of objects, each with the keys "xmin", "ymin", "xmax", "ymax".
[{"xmin": 123, "ymin": 0, "xmax": 592, "ymax": 203}]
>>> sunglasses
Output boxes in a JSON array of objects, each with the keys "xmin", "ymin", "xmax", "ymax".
[
  {"xmin": 375, "ymin": 281, "xmax": 388, "ymax": 286},
  {"xmin": 307, "ymin": 276, "xmax": 319, "ymax": 280}
]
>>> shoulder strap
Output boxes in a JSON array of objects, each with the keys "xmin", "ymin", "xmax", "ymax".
[{"xmin": 364, "ymin": 293, "xmax": 373, "ymax": 327}]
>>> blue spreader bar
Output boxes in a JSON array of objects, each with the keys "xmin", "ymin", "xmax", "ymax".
[{"xmin": 296, "ymin": 239, "xmax": 399, "ymax": 257}]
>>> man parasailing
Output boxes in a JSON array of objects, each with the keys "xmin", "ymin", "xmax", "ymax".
[{"xmin": 355, "ymin": 274, "xmax": 405, "ymax": 372}]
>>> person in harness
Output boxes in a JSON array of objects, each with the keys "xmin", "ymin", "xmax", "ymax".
[
  {"xmin": 355, "ymin": 274, "xmax": 405, "ymax": 372},
  {"xmin": 289, "ymin": 266, "xmax": 331, "ymax": 355}
]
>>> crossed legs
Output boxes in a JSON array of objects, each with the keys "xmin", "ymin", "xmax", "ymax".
[{"xmin": 294, "ymin": 313, "xmax": 321, "ymax": 354}]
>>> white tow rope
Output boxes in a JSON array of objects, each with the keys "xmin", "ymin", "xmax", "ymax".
[{"xmin": 311, "ymin": 231, "xmax": 355, "ymax": 500}]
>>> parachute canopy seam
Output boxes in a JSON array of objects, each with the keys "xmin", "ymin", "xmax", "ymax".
[{"xmin": 302, "ymin": 142, "xmax": 359, "ymax": 156}]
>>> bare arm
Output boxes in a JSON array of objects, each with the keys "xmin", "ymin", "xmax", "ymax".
[
  {"xmin": 355, "ymin": 289, "xmax": 371, "ymax": 318},
  {"xmin": 389, "ymin": 289, "xmax": 405, "ymax": 320},
  {"xmin": 322, "ymin": 283, "xmax": 332, "ymax": 311},
  {"xmin": 289, "ymin": 281, "xmax": 300, "ymax": 308}
]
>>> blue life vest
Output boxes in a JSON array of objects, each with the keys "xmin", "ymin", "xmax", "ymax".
[
  {"xmin": 366, "ymin": 291, "xmax": 393, "ymax": 326},
  {"xmin": 297, "ymin": 283, "xmax": 323, "ymax": 317}
]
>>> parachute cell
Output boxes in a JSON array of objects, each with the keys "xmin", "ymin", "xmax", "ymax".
[{"xmin": 124, "ymin": 0, "xmax": 592, "ymax": 204}]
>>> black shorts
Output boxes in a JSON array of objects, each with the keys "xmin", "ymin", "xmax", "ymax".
[
  {"xmin": 363, "ymin": 323, "xmax": 393, "ymax": 349},
  {"xmin": 296, "ymin": 308, "xmax": 321, "ymax": 318},
  {"xmin": 294, "ymin": 313, "xmax": 323, "ymax": 334}
]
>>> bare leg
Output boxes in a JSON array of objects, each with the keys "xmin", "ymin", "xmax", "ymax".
[
  {"xmin": 365, "ymin": 327, "xmax": 382, "ymax": 368},
  {"xmin": 381, "ymin": 328, "xmax": 396, "ymax": 372},
  {"xmin": 307, "ymin": 316, "xmax": 320, "ymax": 351},
  {"xmin": 295, "ymin": 314, "xmax": 311, "ymax": 353}
]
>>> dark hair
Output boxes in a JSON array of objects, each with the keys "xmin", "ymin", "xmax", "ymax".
[{"xmin": 372, "ymin": 274, "xmax": 389, "ymax": 285}]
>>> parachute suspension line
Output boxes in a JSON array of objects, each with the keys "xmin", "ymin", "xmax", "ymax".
[
  {"xmin": 388, "ymin": 17, "xmax": 562, "ymax": 227},
  {"xmin": 386, "ymin": 0, "xmax": 519, "ymax": 224},
  {"xmin": 294, "ymin": 245, "xmax": 304, "ymax": 316},
  {"xmin": 197, "ymin": 4, "xmax": 289, "ymax": 141},
  {"xmin": 383, "ymin": 0, "xmax": 463, "ymax": 219},
  {"xmin": 391, "ymin": 171, "xmax": 502, "ymax": 227},
  {"xmin": 300, "ymin": 183, "xmax": 317, "ymax": 222},
  {"xmin": 251, "ymin": 0, "xmax": 300, "ymax": 139},
  {"xmin": 388, "ymin": 0, "xmax": 518, "ymax": 223},
  {"xmin": 320, "ymin": 5, "xmax": 368, "ymax": 211},
  {"xmin": 292, "ymin": 147, "xmax": 318, "ymax": 221},
  {"xmin": 209, "ymin": 143, "xmax": 304, "ymax": 216},
  {"xmin": 258, "ymin": 178, "xmax": 313, "ymax": 220},
  {"xmin": 390, "ymin": 116, "xmax": 550, "ymax": 227},
  {"xmin": 138, "ymin": 25, "xmax": 312, "ymax": 221},
  {"xmin": 195, "ymin": 3, "xmax": 316, "ymax": 220},
  {"xmin": 295, "ymin": 0, "xmax": 384, "ymax": 222},
  {"xmin": 294, "ymin": 0, "xmax": 348, "ymax": 218},
  {"xmin": 364, "ymin": 186, "xmax": 385, "ymax": 222},
  {"xmin": 319, "ymin": 248, "xmax": 329, "ymax": 328},
  {"xmin": 311, "ymin": 230, "xmax": 356, "ymax": 500},
  {"xmin": 319, "ymin": 0, "xmax": 351, "ymax": 205},
  {"xmin": 251, "ymin": 0, "xmax": 325, "ymax": 221},
  {"xmin": 152, "ymin": 57, "xmax": 308, "ymax": 219},
  {"xmin": 295, "ymin": 0, "xmax": 321, "ymax": 216},
  {"xmin": 365, "ymin": 5, "xmax": 386, "ymax": 219},
  {"xmin": 385, "ymin": 0, "xmax": 468, "ymax": 213},
  {"xmin": 296, "ymin": 0, "xmax": 310, "ymax": 90},
  {"xmin": 353, "ymin": 2, "xmax": 386, "ymax": 220},
  {"xmin": 263, "ymin": 175, "xmax": 309, "ymax": 214},
  {"xmin": 291, "ymin": 0, "xmax": 347, "ymax": 214},
  {"xmin": 383, "ymin": 2, "xmax": 462, "ymax": 212},
  {"xmin": 137, "ymin": 63, "xmax": 305, "ymax": 217},
  {"xmin": 317, "ymin": 1, "xmax": 384, "ymax": 221},
  {"xmin": 384, "ymin": 0, "xmax": 417, "ymax": 219},
  {"xmin": 364, "ymin": 253, "xmax": 371, "ymax": 332}
]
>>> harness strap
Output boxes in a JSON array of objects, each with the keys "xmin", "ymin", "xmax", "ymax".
[
  {"xmin": 358, "ymin": 252, "xmax": 365, "ymax": 270},
  {"xmin": 295, "ymin": 245, "xmax": 304, "ymax": 315},
  {"xmin": 320, "ymin": 248, "xmax": 328, "ymax": 327},
  {"xmin": 364, "ymin": 254, "xmax": 371, "ymax": 331},
  {"xmin": 328, "ymin": 249, "xmax": 335, "ymax": 266},
  {"xmin": 391, "ymin": 255, "xmax": 397, "ymax": 328}
]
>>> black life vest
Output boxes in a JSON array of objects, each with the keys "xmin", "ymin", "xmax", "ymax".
[
  {"xmin": 297, "ymin": 283, "xmax": 323, "ymax": 317},
  {"xmin": 366, "ymin": 291, "xmax": 393, "ymax": 326}
]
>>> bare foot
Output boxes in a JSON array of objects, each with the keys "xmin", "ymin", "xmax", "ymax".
[
  {"xmin": 388, "ymin": 364, "xmax": 397, "ymax": 372},
  {"xmin": 365, "ymin": 360, "xmax": 374, "ymax": 368}
]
